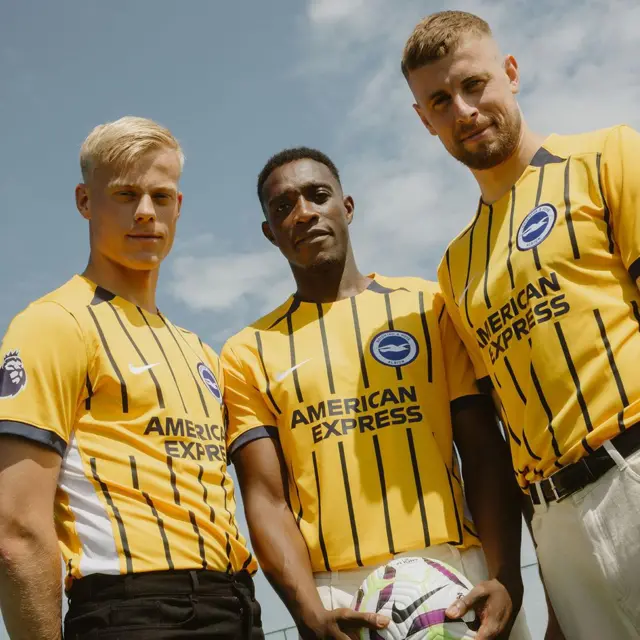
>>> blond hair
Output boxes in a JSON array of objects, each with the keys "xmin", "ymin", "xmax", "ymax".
[
  {"xmin": 80, "ymin": 116, "xmax": 184, "ymax": 183},
  {"xmin": 401, "ymin": 11, "xmax": 492, "ymax": 78}
]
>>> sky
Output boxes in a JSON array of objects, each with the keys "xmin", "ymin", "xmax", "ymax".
[{"xmin": 1, "ymin": 0, "xmax": 639, "ymax": 637}]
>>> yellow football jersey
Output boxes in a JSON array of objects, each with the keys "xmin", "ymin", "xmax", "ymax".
[
  {"xmin": 438, "ymin": 126, "xmax": 640, "ymax": 488},
  {"xmin": 221, "ymin": 275, "xmax": 482, "ymax": 573},
  {"xmin": 0, "ymin": 275, "xmax": 256, "ymax": 588}
]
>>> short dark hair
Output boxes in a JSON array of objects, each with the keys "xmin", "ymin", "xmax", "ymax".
[
  {"xmin": 257, "ymin": 146, "xmax": 341, "ymax": 204},
  {"xmin": 401, "ymin": 11, "xmax": 492, "ymax": 78}
]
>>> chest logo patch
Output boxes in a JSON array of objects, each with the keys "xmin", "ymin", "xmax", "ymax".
[
  {"xmin": 0, "ymin": 350, "xmax": 27, "ymax": 399},
  {"xmin": 517, "ymin": 203, "xmax": 557, "ymax": 251},
  {"xmin": 197, "ymin": 362, "xmax": 222, "ymax": 404},
  {"xmin": 370, "ymin": 330, "xmax": 419, "ymax": 367}
]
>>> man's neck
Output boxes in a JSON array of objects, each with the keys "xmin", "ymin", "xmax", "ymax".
[
  {"xmin": 292, "ymin": 250, "xmax": 371, "ymax": 304},
  {"xmin": 471, "ymin": 122, "xmax": 547, "ymax": 204},
  {"xmin": 83, "ymin": 255, "xmax": 159, "ymax": 314}
]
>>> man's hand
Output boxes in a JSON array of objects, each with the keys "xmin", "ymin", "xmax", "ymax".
[
  {"xmin": 233, "ymin": 437, "xmax": 386, "ymax": 640},
  {"xmin": 445, "ymin": 579, "xmax": 514, "ymax": 640},
  {"xmin": 300, "ymin": 608, "xmax": 389, "ymax": 640}
]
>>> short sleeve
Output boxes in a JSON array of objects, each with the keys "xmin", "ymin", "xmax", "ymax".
[
  {"xmin": 0, "ymin": 302, "xmax": 88, "ymax": 455},
  {"xmin": 436, "ymin": 260, "xmax": 489, "ymax": 387},
  {"xmin": 602, "ymin": 125, "xmax": 640, "ymax": 282},
  {"xmin": 435, "ymin": 293, "xmax": 483, "ymax": 411},
  {"xmin": 219, "ymin": 340, "xmax": 278, "ymax": 460}
]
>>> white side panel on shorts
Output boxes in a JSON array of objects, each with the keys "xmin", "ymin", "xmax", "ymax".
[{"xmin": 59, "ymin": 435, "xmax": 120, "ymax": 576}]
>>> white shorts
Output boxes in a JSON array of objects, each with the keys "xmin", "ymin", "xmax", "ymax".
[
  {"xmin": 532, "ymin": 447, "xmax": 640, "ymax": 639},
  {"xmin": 313, "ymin": 544, "xmax": 531, "ymax": 639}
]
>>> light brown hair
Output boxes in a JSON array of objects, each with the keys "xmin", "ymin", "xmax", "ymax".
[{"xmin": 401, "ymin": 11, "xmax": 492, "ymax": 78}]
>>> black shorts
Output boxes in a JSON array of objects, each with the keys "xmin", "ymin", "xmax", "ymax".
[{"xmin": 64, "ymin": 569, "xmax": 264, "ymax": 639}]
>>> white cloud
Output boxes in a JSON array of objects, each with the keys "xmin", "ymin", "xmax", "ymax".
[
  {"xmin": 170, "ymin": 246, "xmax": 292, "ymax": 311},
  {"xmin": 307, "ymin": 0, "xmax": 370, "ymax": 25},
  {"xmin": 302, "ymin": 0, "xmax": 640, "ymax": 278},
  {"xmin": 169, "ymin": 0, "xmax": 640, "ymax": 328}
]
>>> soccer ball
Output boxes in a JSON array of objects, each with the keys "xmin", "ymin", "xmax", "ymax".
[{"xmin": 351, "ymin": 557, "xmax": 479, "ymax": 639}]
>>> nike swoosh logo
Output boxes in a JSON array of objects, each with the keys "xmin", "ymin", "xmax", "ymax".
[
  {"xmin": 129, "ymin": 363, "xmax": 160, "ymax": 375},
  {"xmin": 275, "ymin": 358, "xmax": 312, "ymax": 382},
  {"xmin": 391, "ymin": 585, "xmax": 445, "ymax": 623}
]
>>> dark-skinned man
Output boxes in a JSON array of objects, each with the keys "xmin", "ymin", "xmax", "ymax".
[{"xmin": 220, "ymin": 147, "xmax": 531, "ymax": 640}]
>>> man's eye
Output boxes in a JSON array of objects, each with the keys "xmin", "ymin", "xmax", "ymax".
[{"xmin": 314, "ymin": 191, "xmax": 330, "ymax": 203}]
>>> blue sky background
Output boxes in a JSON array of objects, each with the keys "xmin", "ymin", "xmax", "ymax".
[{"xmin": 2, "ymin": 1, "xmax": 639, "ymax": 637}]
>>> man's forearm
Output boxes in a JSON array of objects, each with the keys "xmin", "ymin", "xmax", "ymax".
[
  {"xmin": 246, "ymin": 500, "xmax": 326, "ymax": 630},
  {"xmin": 463, "ymin": 457, "xmax": 524, "ymax": 603},
  {"xmin": 0, "ymin": 530, "xmax": 62, "ymax": 640}
]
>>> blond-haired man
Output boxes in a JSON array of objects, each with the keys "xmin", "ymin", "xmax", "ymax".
[
  {"xmin": 402, "ymin": 10, "xmax": 640, "ymax": 639},
  {"xmin": 0, "ymin": 117, "xmax": 263, "ymax": 640}
]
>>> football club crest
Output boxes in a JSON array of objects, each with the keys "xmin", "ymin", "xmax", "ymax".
[
  {"xmin": 0, "ymin": 350, "xmax": 27, "ymax": 398},
  {"xmin": 370, "ymin": 331, "xmax": 419, "ymax": 367},
  {"xmin": 517, "ymin": 204, "xmax": 557, "ymax": 251},
  {"xmin": 197, "ymin": 362, "xmax": 222, "ymax": 404}
]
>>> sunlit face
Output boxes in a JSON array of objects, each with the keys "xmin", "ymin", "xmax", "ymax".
[
  {"xmin": 261, "ymin": 159, "xmax": 354, "ymax": 269},
  {"xmin": 407, "ymin": 34, "xmax": 522, "ymax": 170},
  {"xmin": 76, "ymin": 148, "xmax": 182, "ymax": 271}
]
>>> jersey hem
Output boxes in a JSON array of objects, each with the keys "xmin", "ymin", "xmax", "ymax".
[
  {"xmin": 310, "ymin": 537, "xmax": 482, "ymax": 573},
  {"xmin": 0, "ymin": 420, "xmax": 67, "ymax": 456},
  {"xmin": 228, "ymin": 425, "xmax": 279, "ymax": 460}
]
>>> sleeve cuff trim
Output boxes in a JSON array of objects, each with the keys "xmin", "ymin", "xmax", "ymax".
[
  {"xmin": 0, "ymin": 421, "xmax": 67, "ymax": 456},
  {"xmin": 227, "ymin": 425, "xmax": 279, "ymax": 461}
]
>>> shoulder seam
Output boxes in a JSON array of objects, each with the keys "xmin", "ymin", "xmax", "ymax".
[
  {"xmin": 13, "ymin": 300, "xmax": 91, "ymax": 412},
  {"xmin": 60, "ymin": 300, "xmax": 93, "ymax": 390},
  {"xmin": 32, "ymin": 300, "xmax": 92, "ymax": 374}
]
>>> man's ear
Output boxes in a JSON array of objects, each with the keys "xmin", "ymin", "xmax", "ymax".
[
  {"xmin": 262, "ymin": 220, "xmax": 277, "ymax": 246},
  {"xmin": 504, "ymin": 54, "xmax": 520, "ymax": 95},
  {"xmin": 344, "ymin": 195, "xmax": 355, "ymax": 225},
  {"xmin": 76, "ymin": 184, "xmax": 91, "ymax": 220}
]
